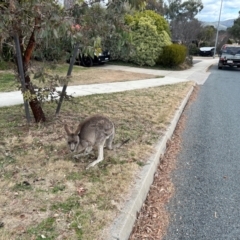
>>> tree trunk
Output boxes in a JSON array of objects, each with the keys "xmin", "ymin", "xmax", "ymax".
[
  {"xmin": 21, "ymin": 28, "xmax": 46, "ymax": 122},
  {"xmin": 24, "ymin": 75, "xmax": 46, "ymax": 123}
]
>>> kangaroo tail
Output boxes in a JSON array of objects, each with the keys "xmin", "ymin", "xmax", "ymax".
[{"xmin": 114, "ymin": 138, "xmax": 130, "ymax": 149}]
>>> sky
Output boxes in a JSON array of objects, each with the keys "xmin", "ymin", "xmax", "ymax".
[{"xmin": 195, "ymin": 0, "xmax": 240, "ymax": 22}]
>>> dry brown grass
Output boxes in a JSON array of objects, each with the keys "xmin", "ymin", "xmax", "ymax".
[
  {"xmin": 0, "ymin": 79, "xmax": 194, "ymax": 239},
  {"xmin": 1, "ymin": 63, "xmax": 161, "ymax": 92},
  {"xmin": 67, "ymin": 68, "xmax": 160, "ymax": 85},
  {"xmin": 31, "ymin": 62, "xmax": 162, "ymax": 86}
]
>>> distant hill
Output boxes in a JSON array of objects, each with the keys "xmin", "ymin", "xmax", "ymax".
[{"xmin": 201, "ymin": 19, "xmax": 235, "ymax": 31}]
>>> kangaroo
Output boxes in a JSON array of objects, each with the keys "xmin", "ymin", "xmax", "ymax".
[{"xmin": 64, "ymin": 115, "xmax": 115, "ymax": 169}]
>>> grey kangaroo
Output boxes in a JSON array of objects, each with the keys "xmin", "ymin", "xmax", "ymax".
[{"xmin": 64, "ymin": 115, "xmax": 115, "ymax": 169}]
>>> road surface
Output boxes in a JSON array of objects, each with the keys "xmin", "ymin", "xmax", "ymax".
[{"xmin": 164, "ymin": 65, "xmax": 240, "ymax": 240}]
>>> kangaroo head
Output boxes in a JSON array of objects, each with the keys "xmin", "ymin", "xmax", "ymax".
[{"xmin": 64, "ymin": 124, "xmax": 81, "ymax": 152}]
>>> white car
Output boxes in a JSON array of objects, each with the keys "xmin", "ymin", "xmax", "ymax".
[
  {"xmin": 199, "ymin": 47, "xmax": 215, "ymax": 56},
  {"xmin": 218, "ymin": 44, "xmax": 240, "ymax": 69}
]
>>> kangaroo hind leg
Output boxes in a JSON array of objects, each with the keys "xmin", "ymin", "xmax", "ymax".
[
  {"xmin": 86, "ymin": 140, "xmax": 106, "ymax": 169},
  {"xmin": 105, "ymin": 128, "xmax": 115, "ymax": 150}
]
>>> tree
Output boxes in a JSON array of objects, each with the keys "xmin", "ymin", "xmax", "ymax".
[
  {"xmin": 165, "ymin": 0, "xmax": 181, "ymax": 21},
  {"xmin": 145, "ymin": 0, "xmax": 165, "ymax": 15},
  {"xmin": 0, "ymin": 0, "xmax": 76, "ymax": 122},
  {"xmin": 171, "ymin": 18, "xmax": 202, "ymax": 46},
  {"xmin": 178, "ymin": 0, "xmax": 203, "ymax": 20},
  {"xmin": 197, "ymin": 25, "xmax": 216, "ymax": 47},
  {"xmin": 0, "ymin": 0, "xmax": 140, "ymax": 123},
  {"xmin": 165, "ymin": 0, "xmax": 203, "ymax": 46},
  {"xmin": 165, "ymin": 0, "xmax": 203, "ymax": 21},
  {"xmin": 228, "ymin": 11, "xmax": 240, "ymax": 41}
]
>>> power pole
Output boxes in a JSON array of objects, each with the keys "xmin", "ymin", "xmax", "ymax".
[{"xmin": 213, "ymin": 0, "xmax": 224, "ymax": 58}]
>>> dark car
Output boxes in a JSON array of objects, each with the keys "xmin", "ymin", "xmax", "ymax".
[
  {"xmin": 218, "ymin": 44, "xmax": 240, "ymax": 69},
  {"xmin": 68, "ymin": 48, "xmax": 110, "ymax": 67},
  {"xmin": 199, "ymin": 47, "xmax": 215, "ymax": 56}
]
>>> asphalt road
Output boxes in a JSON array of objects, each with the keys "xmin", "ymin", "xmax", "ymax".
[{"xmin": 164, "ymin": 65, "xmax": 240, "ymax": 240}]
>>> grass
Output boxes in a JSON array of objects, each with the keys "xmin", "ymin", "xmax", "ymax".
[
  {"xmin": 0, "ymin": 63, "xmax": 90, "ymax": 93},
  {"xmin": 0, "ymin": 72, "xmax": 18, "ymax": 92},
  {"xmin": 0, "ymin": 81, "xmax": 194, "ymax": 239},
  {"xmin": 27, "ymin": 217, "xmax": 57, "ymax": 239},
  {"xmin": 0, "ymin": 61, "xmax": 161, "ymax": 93}
]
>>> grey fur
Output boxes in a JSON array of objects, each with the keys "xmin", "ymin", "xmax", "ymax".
[{"xmin": 64, "ymin": 115, "xmax": 115, "ymax": 169}]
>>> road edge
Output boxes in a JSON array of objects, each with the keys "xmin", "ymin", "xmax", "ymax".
[{"xmin": 109, "ymin": 84, "xmax": 195, "ymax": 240}]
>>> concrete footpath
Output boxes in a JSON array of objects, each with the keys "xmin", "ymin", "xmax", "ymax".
[{"xmin": 0, "ymin": 57, "xmax": 217, "ymax": 107}]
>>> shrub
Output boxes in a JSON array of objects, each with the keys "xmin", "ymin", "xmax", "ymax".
[
  {"xmin": 125, "ymin": 10, "xmax": 171, "ymax": 36},
  {"xmin": 185, "ymin": 55, "xmax": 193, "ymax": 67},
  {"xmin": 124, "ymin": 10, "xmax": 172, "ymax": 66},
  {"xmin": 33, "ymin": 37, "xmax": 72, "ymax": 62},
  {"xmin": 188, "ymin": 43, "xmax": 199, "ymax": 56},
  {"xmin": 159, "ymin": 44, "xmax": 187, "ymax": 67},
  {"xmin": 104, "ymin": 31, "xmax": 133, "ymax": 62},
  {"xmin": 129, "ymin": 17, "xmax": 162, "ymax": 66}
]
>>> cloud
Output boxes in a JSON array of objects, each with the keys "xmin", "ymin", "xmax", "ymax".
[{"xmin": 196, "ymin": 0, "xmax": 240, "ymax": 22}]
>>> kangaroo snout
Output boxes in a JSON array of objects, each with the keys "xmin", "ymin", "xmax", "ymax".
[{"xmin": 70, "ymin": 143, "xmax": 76, "ymax": 152}]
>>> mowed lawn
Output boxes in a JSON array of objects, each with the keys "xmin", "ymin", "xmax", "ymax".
[{"xmin": 0, "ymin": 63, "xmax": 193, "ymax": 239}]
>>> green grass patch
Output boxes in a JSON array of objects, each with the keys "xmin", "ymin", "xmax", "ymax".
[
  {"xmin": 51, "ymin": 184, "xmax": 66, "ymax": 193},
  {"xmin": 0, "ymin": 61, "xmax": 14, "ymax": 70},
  {"xmin": 50, "ymin": 196, "xmax": 80, "ymax": 213},
  {"xmin": 27, "ymin": 217, "xmax": 57, "ymax": 240},
  {"xmin": 12, "ymin": 181, "xmax": 32, "ymax": 191},
  {"xmin": 0, "ymin": 72, "xmax": 18, "ymax": 92}
]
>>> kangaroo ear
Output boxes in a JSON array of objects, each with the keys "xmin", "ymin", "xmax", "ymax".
[
  {"xmin": 75, "ymin": 124, "xmax": 82, "ymax": 135},
  {"xmin": 64, "ymin": 124, "xmax": 71, "ymax": 135}
]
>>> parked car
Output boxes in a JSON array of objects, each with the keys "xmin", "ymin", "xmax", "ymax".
[
  {"xmin": 218, "ymin": 44, "xmax": 240, "ymax": 69},
  {"xmin": 67, "ymin": 48, "xmax": 110, "ymax": 67},
  {"xmin": 199, "ymin": 47, "xmax": 215, "ymax": 56}
]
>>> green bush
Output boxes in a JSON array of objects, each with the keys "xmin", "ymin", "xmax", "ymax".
[
  {"xmin": 159, "ymin": 44, "xmax": 187, "ymax": 67},
  {"xmin": 188, "ymin": 43, "xmax": 199, "ymax": 56},
  {"xmin": 1, "ymin": 41, "xmax": 13, "ymax": 62},
  {"xmin": 125, "ymin": 10, "xmax": 171, "ymax": 36},
  {"xmin": 104, "ymin": 31, "xmax": 133, "ymax": 62},
  {"xmin": 124, "ymin": 10, "xmax": 172, "ymax": 66}
]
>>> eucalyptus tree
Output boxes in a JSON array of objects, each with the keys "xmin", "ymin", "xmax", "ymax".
[
  {"xmin": 0, "ymin": 0, "xmax": 77, "ymax": 122},
  {"xmin": 165, "ymin": 0, "xmax": 203, "ymax": 46},
  {"xmin": 197, "ymin": 25, "xmax": 216, "ymax": 47},
  {"xmin": 0, "ymin": 0, "xmax": 138, "ymax": 123},
  {"xmin": 228, "ymin": 11, "xmax": 240, "ymax": 41},
  {"xmin": 145, "ymin": 0, "xmax": 165, "ymax": 15}
]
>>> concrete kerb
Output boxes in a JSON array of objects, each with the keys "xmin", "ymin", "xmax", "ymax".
[{"xmin": 109, "ymin": 84, "xmax": 195, "ymax": 240}]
